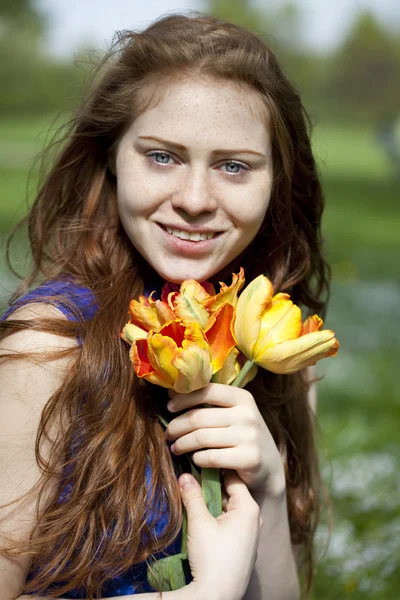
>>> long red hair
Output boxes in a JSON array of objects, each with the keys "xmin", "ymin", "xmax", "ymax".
[{"xmin": 1, "ymin": 12, "xmax": 330, "ymax": 598}]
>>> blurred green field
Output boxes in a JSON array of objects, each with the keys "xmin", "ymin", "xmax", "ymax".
[{"xmin": 1, "ymin": 116, "xmax": 399, "ymax": 599}]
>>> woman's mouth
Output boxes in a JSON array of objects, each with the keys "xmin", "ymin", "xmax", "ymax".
[{"xmin": 157, "ymin": 223, "xmax": 223, "ymax": 253}]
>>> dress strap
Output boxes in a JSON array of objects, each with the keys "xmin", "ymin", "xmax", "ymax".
[{"xmin": 1, "ymin": 278, "xmax": 99, "ymax": 323}]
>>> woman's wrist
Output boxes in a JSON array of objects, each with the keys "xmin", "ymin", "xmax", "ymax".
[
  {"xmin": 250, "ymin": 455, "xmax": 286, "ymax": 504},
  {"xmin": 187, "ymin": 578, "xmax": 243, "ymax": 600}
]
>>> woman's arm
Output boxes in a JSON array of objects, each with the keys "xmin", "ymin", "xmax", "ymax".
[
  {"xmin": 243, "ymin": 485, "xmax": 300, "ymax": 600},
  {"xmin": 243, "ymin": 367, "xmax": 318, "ymax": 600},
  {"xmin": 0, "ymin": 304, "xmax": 78, "ymax": 600}
]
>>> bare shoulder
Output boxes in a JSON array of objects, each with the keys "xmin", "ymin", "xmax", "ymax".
[
  {"xmin": 1, "ymin": 301, "xmax": 78, "ymax": 353},
  {"xmin": 0, "ymin": 301, "xmax": 78, "ymax": 426}
]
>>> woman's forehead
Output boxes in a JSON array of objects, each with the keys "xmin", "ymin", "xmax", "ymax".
[{"xmin": 128, "ymin": 75, "xmax": 270, "ymax": 147}]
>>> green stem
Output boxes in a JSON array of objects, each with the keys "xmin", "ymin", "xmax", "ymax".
[
  {"xmin": 231, "ymin": 359, "xmax": 255, "ymax": 388},
  {"xmin": 157, "ymin": 413, "xmax": 169, "ymax": 429}
]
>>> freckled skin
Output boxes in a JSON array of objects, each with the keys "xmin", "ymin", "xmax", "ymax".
[{"xmin": 115, "ymin": 77, "xmax": 273, "ymax": 284}]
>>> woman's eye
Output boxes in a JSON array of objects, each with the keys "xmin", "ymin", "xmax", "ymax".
[
  {"xmin": 147, "ymin": 151, "xmax": 174, "ymax": 165},
  {"xmin": 147, "ymin": 153, "xmax": 248, "ymax": 176},
  {"xmin": 222, "ymin": 161, "xmax": 249, "ymax": 176}
]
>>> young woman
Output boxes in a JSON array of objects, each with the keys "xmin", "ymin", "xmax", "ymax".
[{"xmin": 0, "ymin": 11, "xmax": 329, "ymax": 600}]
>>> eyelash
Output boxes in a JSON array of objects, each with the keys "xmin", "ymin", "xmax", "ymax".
[{"xmin": 146, "ymin": 151, "xmax": 250, "ymax": 176}]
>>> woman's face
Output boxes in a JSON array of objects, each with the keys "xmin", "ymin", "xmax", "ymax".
[{"xmin": 115, "ymin": 76, "xmax": 273, "ymax": 284}]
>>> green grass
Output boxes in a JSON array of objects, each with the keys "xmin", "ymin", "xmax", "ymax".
[
  {"xmin": 312, "ymin": 122, "xmax": 392, "ymax": 180},
  {"xmin": 0, "ymin": 113, "xmax": 66, "ymax": 143},
  {"xmin": 1, "ymin": 116, "xmax": 399, "ymax": 599}
]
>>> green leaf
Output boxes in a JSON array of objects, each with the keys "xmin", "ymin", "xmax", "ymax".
[
  {"xmin": 187, "ymin": 454, "xmax": 201, "ymax": 484},
  {"xmin": 181, "ymin": 507, "xmax": 188, "ymax": 559},
  {"xmin": 201, "ymin": 467, "xmax": 222, "ymax": 518},
  {"xmin": 147, "ymin": 554, "xmax": 187, "ymax": 591}
]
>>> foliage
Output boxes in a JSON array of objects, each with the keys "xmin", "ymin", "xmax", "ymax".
[{"xmin": 0, "ymin": 0, "xmax": 84, "ymax": 115}]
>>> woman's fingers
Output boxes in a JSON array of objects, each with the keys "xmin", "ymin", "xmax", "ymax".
[
  {"xmin": 222, "ymin": 470, "xmax": 259, "ymax": 514},
  {"xmin": 167, "ymin": 382, "xmax": 254, "ymax": 412},
  {"xmin": 165, "ymin": 406, "xmax": 239, "ymax": 441},
  {"xmin": 170, "ymin": 425, "xmax": 239, "ymax": 455}
]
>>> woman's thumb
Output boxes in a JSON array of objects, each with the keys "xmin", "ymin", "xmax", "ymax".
[{"xmin": 178, "ymin": 474, "xmax": 209, "ymax": 521}]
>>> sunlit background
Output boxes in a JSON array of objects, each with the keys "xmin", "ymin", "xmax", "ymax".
[{"xmin": 1, "ymin": 1, "xmax": 399, "ymax": 598}]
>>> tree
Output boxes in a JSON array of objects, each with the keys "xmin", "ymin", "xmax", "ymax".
[
  {"xmin": 324, "ymin": 11, "xmax": 400, "ymax": 123},
  {"xmin": 0, "ymin": 0, "xmax": 83, "ymax": 115}
]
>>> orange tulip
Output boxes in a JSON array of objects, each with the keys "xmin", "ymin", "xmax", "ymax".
[
  {"xmin": 132, "ymin": 319, "xmax": 213, "ymax": 392},
  {"xmin": 234, "ymin": 275, "xmax": 339, "ymax": 374},
  {"xmin": 121, "ymin": 292, "xmax": 176, "ymax": 344},
  {"xmin": 124, "ymin": 274, "xmax": 241, "ymax": 374}
]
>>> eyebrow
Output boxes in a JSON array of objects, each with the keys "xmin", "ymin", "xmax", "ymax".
[{"xmin": 137, "ymin": 135, "xmax": 267, "ymax": 158}]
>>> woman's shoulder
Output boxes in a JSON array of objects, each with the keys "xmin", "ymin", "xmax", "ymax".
[{"xmin": 0, "ymin": 281, "xmax": 84, "ymax": 382}]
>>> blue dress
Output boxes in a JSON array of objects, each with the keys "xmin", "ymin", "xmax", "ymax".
[{"xmin": 1, "ymin": 277, "xmax": 193, "ymax": 597}]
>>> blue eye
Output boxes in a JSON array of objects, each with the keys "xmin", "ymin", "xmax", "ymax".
[
  {"xmin": 148, "ymin": 151, "xmax": 173, "ymax": 165},
  {"xmin": 223, "ymin": 161, "xmax": 248, "ymax": 176},
  {"xmin": 147, "ymin": 152, "xmax": 248, "ymax": 176}
]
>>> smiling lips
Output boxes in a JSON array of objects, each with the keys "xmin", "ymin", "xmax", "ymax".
[
  {"xmin": 159, "ymin": 223, "xmax": 222, "ymax": 243},
  {"xmin": 166, "ymin": 227, "xmax": 216, "ymax": 241}
]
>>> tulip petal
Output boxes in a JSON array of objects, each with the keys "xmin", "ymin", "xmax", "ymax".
[
  {"xmin": 181, "ymin": 320, "xmax": 209, "ymax": 351},
  {"xmin": 204, "ymin": 303, "xmax": 237, "ymax": 373},
  {"xmin": 172, "ymin": 294, "xmax": 209, "ymax": 328},
  {"xmin": 180, "ymin": 280, "xmax": 212, "ymax": 303},
  {"xmin": 147, "ymin": 331, "xmax": 179, "ymax": 385},
  {"xmin": 252, "ymin": 294, "xmax": 303, "ymax": 358},
  {"xmin": 158, "ymin": 320, "xmax": 186, "ymax": 347},
  {"xmin": 129, "ymin": 297, "xmax": 163, "ymax": 331},
  {"xmin": 131, "ymin": 342, "xmax": 173, "ymax": 388},
  {"xmin": 302, "ymin": 315, "xmax": 323, "ymax": 334},
  {"xmin": 212, "ymin": 347, "xmax": 240, "ymax": 385},
  {"xmin": 172, "ymin": 345, "xmax": 213, "ymax": 393},
  {"xmin": 121, "ymin": 322, "xmax": 148, "ymax": 344},
  {"xmin": 234, "ymin": 275, "xmax": 274, "ymax": 360},
  {"xmin": 131, "ymin": 339, "xmax": 153, "ymax": 377},
  {"xmin": 256, "ymin": 330, "xmax": 339, "ymax": 374},
  {"xmin": 155, "ymin": 299, "xmax": 176, "ymax": 325},
  {"xmin": 203, "ymin": 268, "xmax": 245, "ymax": 312}
]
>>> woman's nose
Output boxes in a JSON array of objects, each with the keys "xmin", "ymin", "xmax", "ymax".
[{"xmin": 171, "ymin": 167, "xmax": 218, "ymax": 215}]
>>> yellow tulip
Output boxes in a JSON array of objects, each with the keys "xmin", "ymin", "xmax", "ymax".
[
  {"xmin": 234, "ymin": 275, "xmax": 339, "ymax": 374},
  {"xmin": 132, "ymin": 319, "xmax": 213, "ymax": 393}
]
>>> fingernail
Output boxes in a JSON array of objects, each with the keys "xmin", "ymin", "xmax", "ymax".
[
  {"xmin": 167, "ymin": 400, "xmax": 175, "ymax": 411},
  {"xmin": 179, "ymin": 474, "xmax": 195, "ymax": 490}
]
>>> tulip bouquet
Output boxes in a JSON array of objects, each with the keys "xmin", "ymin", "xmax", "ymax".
[{"xmin": 121, "ymin": 269, "xmax": 339, "ymax": 591}]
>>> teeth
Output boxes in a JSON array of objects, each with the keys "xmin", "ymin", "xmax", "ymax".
[{"xmin": 166, "ymin": 227, "xmax": 215, "ymax": 241}]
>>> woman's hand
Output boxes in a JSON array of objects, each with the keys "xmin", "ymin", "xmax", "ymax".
[
  {"xmin": 165, "ymin": 382, "xmax": 285, "ymax": 497},
  {"xmin": 178, "ymin": 469, "xmax": 262, "ymax": 600}
]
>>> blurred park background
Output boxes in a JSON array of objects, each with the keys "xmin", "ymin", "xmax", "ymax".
[{"xmin": 1, "ymin": 0, "xmax": 399, "ymax": 597}]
